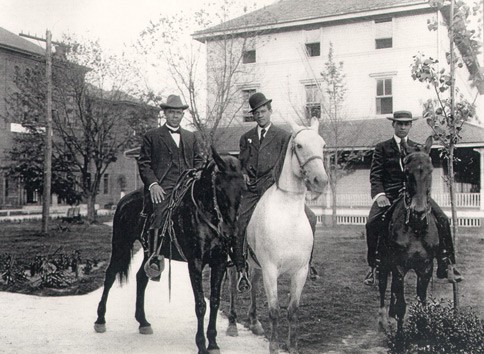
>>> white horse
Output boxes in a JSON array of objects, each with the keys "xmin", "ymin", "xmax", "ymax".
[{"xmin": 227, "ymin": 117, "xmax": 328, "ymax": 353}]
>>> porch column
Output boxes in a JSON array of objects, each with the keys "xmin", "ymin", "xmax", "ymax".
[{"xmin": 474, "ymin": 148, "xmax": 484, "ymax": 211}]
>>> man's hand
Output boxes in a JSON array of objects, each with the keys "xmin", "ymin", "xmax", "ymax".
[
  {"xmin": 243, "ymin": 173, "xmax": 250, "ymax": 184},
  {"xmin": 376, "ymin": 195, "xmax": 391, "ymax": 207},
  {"xmin": 150, "ymin": 184, "xmax": 166, "ymax": 204}
]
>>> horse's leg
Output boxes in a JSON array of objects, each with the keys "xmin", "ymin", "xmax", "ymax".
[
  {"xmin": 377, "ymin": 266, "xmax": 389, "ymax": 332},
  {"xmin": 262, "ymin": 265, "xmax": 280, "ymax": 354},
  {"xmin": 206, "ymin": 262, "xmax": 226, "ymax": 354},
  {"xmin": 416, "ymin": 263, "xmax": 433, "ymax": 305},
  {"xmin": 94, "ymin": 261, "xmax": 118, "ymax": 333},
  {"xmin": 226, "ymin": 266, "xmax": 239, "ymax": 337},
  {"xmin": 287, "ymin": 265, "xmax": 308, "ymax": 354},
  {"xmin": 135, "ymin": 253, "xmax": 153, "ymax": 334},
  {"xmin": 188, "ymin": 260, "xmax": 208, "ymax": 354},
  {"xmin": 247, "ymin": 267, "xmax": 264, "ymax": 335},
  {"xmin": 389, "ymin": 268, "xmax": 406, "ymax": 333}
]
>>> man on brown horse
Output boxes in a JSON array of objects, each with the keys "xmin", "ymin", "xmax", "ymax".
[
  {"xmin": 364, "ymin": 110, "xmax": 462, "ymax": 285},
  {"xmin": 138, "ymin": 95, "xmax": 204, "ymax": 279}
]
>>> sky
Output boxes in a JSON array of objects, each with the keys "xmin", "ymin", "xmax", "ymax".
[{"xmin": 0, "ymin": 0, "xmax": 276, "ymax": 54}]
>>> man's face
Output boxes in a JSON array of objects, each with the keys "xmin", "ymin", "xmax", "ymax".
[
  {"xmin": 252, "ymin": 105, "xmax": 272, "ymax": 128},
  {"xmin": 164, "ymin": 108, "xmax": 184, "ymax": 128},
  {"xmin": 393, "ymin": 121, "xmax": 412, "ymax": 138}
]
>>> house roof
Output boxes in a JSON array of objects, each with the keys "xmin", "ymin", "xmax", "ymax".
[
  {"xmin": 124, "ymin": 118, "xmax": 484, "ymax": 158},
  {"xmin": 0, "ymin": 27, "xmax": 45, "ymax": 56},
  {"xmin": 193, "ymin": 0, "xmax": 429, "ymax": 38},
  {"xmin": 213, "ymin": 117, "xmax": 484, "ymax": 153}
]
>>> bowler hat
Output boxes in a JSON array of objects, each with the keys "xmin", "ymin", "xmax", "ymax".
[
  {"xmin": 387, "ymin": 110, "xmax": 418, "ymax": 122},
  {"xmin": 248, "ymin": 92, "xmax": 272, "ymax": 113},
  {"xmin": 160, "ymin": 95, "xmax": 189, "ymax": 110}
]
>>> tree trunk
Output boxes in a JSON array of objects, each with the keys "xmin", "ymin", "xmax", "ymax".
[
  {"xmin": 86, "ymin": 193, "xmax": 97, "ymax": 223},
  {"xmin": 448, "ymin": 145, "xmax": 460, "ymax": 308}
]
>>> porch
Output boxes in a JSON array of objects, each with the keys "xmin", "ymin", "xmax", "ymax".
[{"xmin": 308, "ymin": 192, "xmax": 483, "ymax": 228}]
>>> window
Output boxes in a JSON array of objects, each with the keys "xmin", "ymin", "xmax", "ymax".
[
  {"xmin": 242, "ymin": 50, "xmax": 256, "ymax": 64},
  {"xmin": 305, "ymin": 42, "xmax": 320, "ymax": 57},
  {"xmin": 375, "ymin": 18, "xmax": 392, "ymax": 49},
  {"xmin": 103, "ymin": 174, "xmax": 109, "ymax": 194},
  {"xmin": 305, "ymin": 84, "xmax": 321, "ymax": 119},
  {"xmin": 376, "ymin": 78, "xmax": 393, "ymax": 114},
  {"xmin": 241, "ymin": 89, "xmax": 257, "ymax": 122}
]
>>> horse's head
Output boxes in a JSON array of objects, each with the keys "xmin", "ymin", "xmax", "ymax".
[
  {"xmin": 288, "ymin": 117, "xmax": 328, "ymax": 193},
  {"xmin": 403, "ymin": 136, "xmax": 433, "ymax": 217},
  {"xmin": 210, "ymin": 147, "xmax": 246, "ymax": 233}
]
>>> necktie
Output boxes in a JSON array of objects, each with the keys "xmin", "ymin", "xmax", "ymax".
[
  {"xmin": 169, "ymin": 129, "xmax": 180, "ymax": 134},
  {"xmin": 400, "ymin": 139, "xmax": 408, "ymax": 168},
  {"xmin": 260, "ymin": 128, "xmax": 266, "ymax": 144}
]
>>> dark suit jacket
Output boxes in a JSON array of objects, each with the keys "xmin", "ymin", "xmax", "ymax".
[
  {"xmin": 138, "ymin": 125, "xmax": 204, "ymax": 191},
  {"xmin": 239, "ymin": 124, "xmax": 290, "ymax": 194},
  {"xmin": 370, "ymin": 137, "xmax": 417, "ymax": 201}
]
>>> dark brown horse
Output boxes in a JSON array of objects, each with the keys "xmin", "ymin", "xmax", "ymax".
[
  {"xmin": 378, "ymin": 136, "xmax": 439, "ymax": 333},
  {"xmin": 94, "ymin": 150, "xmax": 245, "ymax": 354}
]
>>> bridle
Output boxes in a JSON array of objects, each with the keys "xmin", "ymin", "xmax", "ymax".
[{"xmin": 291, "ymin": 128, "xmax": 325, "ymax": 184}]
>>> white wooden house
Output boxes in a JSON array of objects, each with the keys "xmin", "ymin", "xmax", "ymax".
[{"xmin": 193, "ymin": 0, "xmax": 484, "ymax": 226}]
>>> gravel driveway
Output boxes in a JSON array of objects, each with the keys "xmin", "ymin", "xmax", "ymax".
[{"xmin": 0, "ymin": 249, "xmax": 270, "ymax": 353}]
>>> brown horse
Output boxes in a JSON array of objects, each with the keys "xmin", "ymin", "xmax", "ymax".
[
  {"xmin": 377, "ymin": 136, "xmax": 438, "ymax": 333},
  {"xmin": 94, "ymin": 149, "xmax": 245, "ymax": 354}
]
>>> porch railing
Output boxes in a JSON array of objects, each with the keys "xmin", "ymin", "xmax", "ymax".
[{"xmin": 307, "ymin": 193, "xmax": 481, "ymax": 208}]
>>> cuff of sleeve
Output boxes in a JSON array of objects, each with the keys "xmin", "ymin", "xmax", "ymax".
[
  {"xmin": 372, "ymin": 193, "xmax": 386, "ymax": 203},
  {"xmin": 148, "ymin": 182, "xmax": 159, "ymax": 191}
]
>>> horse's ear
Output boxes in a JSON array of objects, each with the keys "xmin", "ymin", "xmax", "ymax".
[
  {"xmin": 424, "ymin": 136, "xmax": 433, "ymax": 154},
  {"xmin": 211, "ymin": 145, "xmax": 227, "ymax": 172},
  {"xmin": 310, "ymin": 117, "xmax": 319, "ymax": 131}
]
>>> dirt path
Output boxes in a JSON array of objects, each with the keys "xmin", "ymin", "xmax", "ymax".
[{"xmin": 0, "ymin": 249, "xmax": 270, "ymax": 354}]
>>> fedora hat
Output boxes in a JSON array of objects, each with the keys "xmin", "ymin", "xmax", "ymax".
[
  {"xmin": 248, "ymin": 92, "xmax": 272, "ymax": 113},
  {"xmin": 160, "ymin": 95, "xmax": 189, "ymax": 110},
  {"xmin": 387, "ymin": 110, "xmax": 418, "ymax": 122}
]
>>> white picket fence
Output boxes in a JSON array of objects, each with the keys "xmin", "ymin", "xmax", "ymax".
[{"xmin": 308, "ymin": 193, "xmax": 481, "ymax": 209}]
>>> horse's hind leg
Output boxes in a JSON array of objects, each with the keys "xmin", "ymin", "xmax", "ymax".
[
  {"xmin": 247, "ymin": 267, "xmax": 264, "ymax": 336},
  {"xmin": 226, "ymin": 266, "xmax": 239, "ymax": 337},
  {"xmin": 94, "ymin": 261, "xmax": 118, "ymax": 333},
  {"xmin": 390, "ymin": 270, "xmax": 406, "ymax": 333},
  {"xmin": 135, "ymin": 254, "xmax": 152, "ymax": 334},
  {"xmin": 287, "ymin": 265, "xmax": 308, "ymax": 354},
  {"xmin": 377, "ymin": 268, "xmax": 389, "ymax": 332}
]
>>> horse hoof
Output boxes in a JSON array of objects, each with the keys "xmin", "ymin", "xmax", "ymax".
[
  {"xmin": 249, "ymin": 322, "xmax": 265, "ymax": 336},
  {"xmin": 94, "ymin": 323, "xmax": 106, "ymax": 333},
  {"xmin": 139, "ymin": 325, "xmax": 153, "ymax": 335},
  {"xmin": 226, "ymin": 323, "xmax": 238, "ymax": 337},
  {"xmin": 208, "ymin": 349, "xmax": 220, "ymax": 354}
]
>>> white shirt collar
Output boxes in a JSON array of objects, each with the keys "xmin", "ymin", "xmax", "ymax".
[
  {"xmin": 258, "ymin": 123, "xmax": 271, "ymax": 137},
  {"xmin": 393, "ymin": 135, "xmax": 407, "ymax": 144},
  {"xmin": 166, "ymin": 124, "xmax": 180, "ymax": 132}
]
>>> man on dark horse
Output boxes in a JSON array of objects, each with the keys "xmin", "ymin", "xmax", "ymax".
[
  {"xmin": 364, "ymin": 110, "xmax": 463, "ymax": 286},
  {"xmin": 234, "ymin": 92, "xmax": 318, "ymax": 291},
  {"xmin": 138, "ymin": 94, "xmax": 204, "ymax": 279}
]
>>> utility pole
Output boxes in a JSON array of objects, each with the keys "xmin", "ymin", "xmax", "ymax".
[{"xmin": 19, "ymin": 30, "xmax": 54, "ymax": 234}]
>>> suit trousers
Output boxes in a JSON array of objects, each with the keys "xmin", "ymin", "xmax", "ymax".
[{"xmin": 365, "ymin": 197, "xmax": 455, "ymax": 268}]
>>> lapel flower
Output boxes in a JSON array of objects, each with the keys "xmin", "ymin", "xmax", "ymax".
[{"xmin": 248, "ymin": 138, "xmax": 252, "ymax": 144}]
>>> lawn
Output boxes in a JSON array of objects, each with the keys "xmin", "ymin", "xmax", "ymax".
[
  {"xmin": 1, "ymin": 219, "xmax": 482, "ymax": 353},
  {"xmin": 217, "ymin": 225, "xmax": 484, "ymax": 353}
]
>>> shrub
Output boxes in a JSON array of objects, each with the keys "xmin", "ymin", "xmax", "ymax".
[{"xmin": 387, "ymin": 298, "xmax": 484, "ymax": 353}]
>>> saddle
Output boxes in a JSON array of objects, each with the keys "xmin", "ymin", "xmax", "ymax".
[{"xmin": 139, "ymin": 168, "xmax": 201, "ymax": 278}]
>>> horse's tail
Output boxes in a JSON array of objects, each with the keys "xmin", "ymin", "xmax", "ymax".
[{"xmin": 110, "ymin": 188, "xmax": 144, "ymax": 284}]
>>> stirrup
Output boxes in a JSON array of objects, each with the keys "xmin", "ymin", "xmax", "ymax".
[
  {"xmin": 237, "ymin": 270, "xmax": 252, "ymax": 293},
  {"xmin": 144, "ymin": 255, "xmax": 165, "ymax": 280}
]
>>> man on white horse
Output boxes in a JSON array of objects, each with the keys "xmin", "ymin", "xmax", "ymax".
[{"xmin": 234, "ymin": 92, "xmax": 318, "ymax": 291}]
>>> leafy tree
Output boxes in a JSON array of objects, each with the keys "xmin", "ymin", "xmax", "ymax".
[
  {"xmin": 5, "ymin": 36, "xmax": 158, "ymax": 222},
  {"xmin": 135, "ymin": 0, "xmax": 269, "ymax": 153},
  {"xmin": 410, "ymin": 0, "xmax": 483, "ymax": 244}
]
